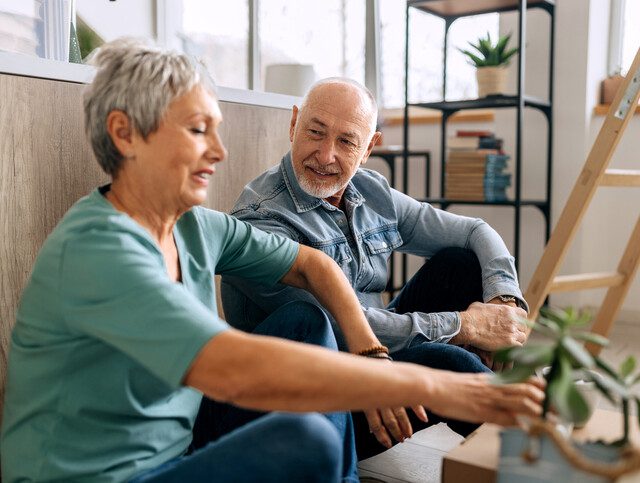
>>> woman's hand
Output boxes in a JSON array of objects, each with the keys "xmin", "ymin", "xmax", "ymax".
[
  {"xmin": 365, "ymin": 404, "xmax": 429, "ymax": 448},
  {"xmin": 424, "ymin": 372, "xmax": 544, "ymax": 427}
]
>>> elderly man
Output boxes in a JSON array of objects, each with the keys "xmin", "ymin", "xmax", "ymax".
[{"xmin": 221, "ymin": 78, "xmax": 528, "ymax": 458}]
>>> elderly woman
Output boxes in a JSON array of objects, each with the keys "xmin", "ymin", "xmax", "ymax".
[{"xmin": 1, "ymin": 39, "xmax": 543, "ymax": 483}]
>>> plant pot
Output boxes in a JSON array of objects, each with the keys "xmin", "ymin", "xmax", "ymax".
[
  {"xmin": 498, "ymin": 428, "xmax": 621, "ymax": 482},
  {"xmin": 476, "ymin": 66, "xmax": 508, "ymax": 97}
]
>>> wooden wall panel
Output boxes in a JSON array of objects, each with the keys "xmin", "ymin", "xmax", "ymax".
[{"xmin": 0, "ymin": 73, "xmax": 292, "ymax": 425}]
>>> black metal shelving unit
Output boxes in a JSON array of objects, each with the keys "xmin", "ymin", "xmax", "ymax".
[{"xmin": 403, "ymin": 0, "xmax": 555, "ymax": 271}]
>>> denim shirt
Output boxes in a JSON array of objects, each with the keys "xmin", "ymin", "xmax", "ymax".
[{"xmin": 221, "ymin": 152, "xmax": 527, "ymax": 352}]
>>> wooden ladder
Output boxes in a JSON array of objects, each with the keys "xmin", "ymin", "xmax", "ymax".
[{"xmin": 525, "ymin": 46, "xmax": 640, "ymax": 355}]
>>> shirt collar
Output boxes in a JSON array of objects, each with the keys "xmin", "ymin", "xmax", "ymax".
[{"xmin": 280, "ymin": 151, "xmax": 365, "ymax": 213}]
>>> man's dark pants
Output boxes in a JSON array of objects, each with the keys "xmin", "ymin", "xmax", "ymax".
[{"xmin": 352, "ymin": 246, "xmax": 489, "ymax": 460}]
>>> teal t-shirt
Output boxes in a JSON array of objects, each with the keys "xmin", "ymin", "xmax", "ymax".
[{"xmin": 1, "ymin": 188, "xmax": 299, "ymax": 482}]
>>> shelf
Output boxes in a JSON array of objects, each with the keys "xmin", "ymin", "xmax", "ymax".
[
  {"xmin": 408, "ymin": 0, "xmax": 554, "ymax": 18},
  {"xmin": 409, "ymin": 95, "xmax": 551, "ymax": 114},
  {"xmin": 417, "ymin": 198, "xmax": 548, "ymax": 209}
]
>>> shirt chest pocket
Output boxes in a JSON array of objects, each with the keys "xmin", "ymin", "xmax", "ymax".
[
  {"xmin": 359, "ymin": 227, "xmax": 403, "ymax": 292},
  {"xmin": 362, "ymin": 227, "xmax": 403, "ymax": 256},
  {"xmin": 315, "ymin": 241, "xmax": 353, "ymax": 279}
]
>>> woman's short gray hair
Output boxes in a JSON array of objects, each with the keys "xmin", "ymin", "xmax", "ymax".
[{"xmin": 83, "ymin": 38, "xmax": 216, "ymax": 176}]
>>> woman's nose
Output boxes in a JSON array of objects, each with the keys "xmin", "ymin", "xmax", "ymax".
[{"xmin": 207, "ymin": 131, "xmax": 228, "ymax": 163}]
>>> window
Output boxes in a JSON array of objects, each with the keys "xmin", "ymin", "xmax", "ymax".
[
  {"xmin": 621, "ymin": 0, "xmax": 639, "ymax": 75},
  {"xmin": 181, "ymin": 0, "xmax": 249, "ymax": 89},
  {"xmin": 1, "ymin": 0, "xmax": 367, "ymax": 98},
  {"xmin": 0, "ymin": 0, "xmax": 78, "ymax": 62},
  {"xmin": 379, "ymin": 0, "xmax": 498, "ymax": 108},
  {"xmin": 259, "ymin": 0, "xmax": 365, "ymax": 91},
  {"xmin": 181, "ymin": 0, "xmax": 366, "ymax": 93}
]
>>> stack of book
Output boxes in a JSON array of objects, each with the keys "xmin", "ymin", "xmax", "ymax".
[{"xmin": 445, "ymin": 130, "xmax": 511, "ymax": 201}]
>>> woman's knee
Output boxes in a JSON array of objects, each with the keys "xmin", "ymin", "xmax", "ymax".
[{"xmin": 268, "ymin": 413, "xmax": 342, "ymax": 482}]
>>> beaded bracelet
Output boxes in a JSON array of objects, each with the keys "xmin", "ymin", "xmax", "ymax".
[
  {"xmin": 356, "ymin": 345, "xmax": 390, "ymax": 357},
  {"xmin": 365, "ymin": 353, "xmax": 393, "ymax": 361}
]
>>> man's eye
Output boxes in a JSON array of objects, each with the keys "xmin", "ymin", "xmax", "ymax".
[
  {"xmin": 341, "ymin": 138, "xmax": 355, "ymax": 147},
  {"xmin": 309, "ymin": 129, "xmax": 322, "ymax": 136},
  {"xmin": 191, "ymin": 127, "xmax": 206, "ymax": 134}
]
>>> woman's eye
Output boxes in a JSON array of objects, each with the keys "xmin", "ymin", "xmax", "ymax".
[{"xmin": 190, "ymin": 127, "xmax": 206, "ymax": 134}]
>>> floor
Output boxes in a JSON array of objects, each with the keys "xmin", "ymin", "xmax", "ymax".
[{"xmin": 357, "ymin": 319, "xmax": 640, "ymax": 482}]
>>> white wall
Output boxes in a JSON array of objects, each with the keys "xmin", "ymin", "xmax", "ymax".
[{"xmin": 381, "ymin": 0, "xmax": 640, "ymax": 321}]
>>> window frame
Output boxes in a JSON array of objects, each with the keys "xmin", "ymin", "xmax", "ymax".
[{"xmin": 608, "ymin": 0, "xmax": 626, "ymax": 76}]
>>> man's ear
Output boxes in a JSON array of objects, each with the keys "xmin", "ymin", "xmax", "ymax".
[
  {"xmin": 289, "ymin": 105, "xmax": 299, "ymax": 143},
  {"xmin": 360, "ymin": 131, "xmax": 383, "ymax": 166},
  {"xmin": 106, "ymin": 110, "xmax": 135, "ymax": 159}
]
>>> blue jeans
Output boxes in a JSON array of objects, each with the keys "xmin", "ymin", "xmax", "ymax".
[
  {"xmin": 130, "ymin": 412, "xmax": 342, "ymax": 483},
  {"xmin": 188, "ymin": 301, "xmax": 358, "ymax": 483}
]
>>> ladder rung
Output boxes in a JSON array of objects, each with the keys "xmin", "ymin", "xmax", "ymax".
[
  {"xmin": 601, "ymin": 169, "xmax": 640, "ymax": 187},
  {"xmin": 549, "ymin": 272, "xmax": 625, "ymax": 293}
]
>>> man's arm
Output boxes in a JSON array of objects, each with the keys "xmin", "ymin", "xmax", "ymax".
[{"xmin": 390, "ymin": 188, "xmax": 528, "ymax": 349}]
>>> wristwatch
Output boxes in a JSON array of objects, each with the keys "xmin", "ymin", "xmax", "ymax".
[
  {"xmin": 498, "ymin": 295, "xmax": 517, "ymax": 304},
  {"xmin": 498, "ymin": 294, "xmax": 528, "ymax": 310}
]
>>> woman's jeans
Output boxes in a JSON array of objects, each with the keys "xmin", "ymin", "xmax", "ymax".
[
  {"xmin": 353, "ymin": 247, "xmax": 491, "ymax": 460},
  {"xmin": 130, "ymin": 301, "xmax": 358, "ymax": 483}
]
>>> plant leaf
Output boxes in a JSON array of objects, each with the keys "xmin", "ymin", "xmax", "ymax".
[
  {"xmin": 620, "ymin": 356, "xmax": 636, "ymax": 379},
  {"xmin": 501, "ymin": 47, "xmax": 518, "ymax": 65},
  {"xmin": 493, "ymin": 346, "xmax": 517, "ymax": 363},
  {"xmin": 589, "ymin": 372, "xmax": 617, "ymax": 404},
  {"xmin": 548, "ymin": 357, "xmax": 591, "ymax": 424},
  {"xmin": 491, "ymin": 364, "xmax": 536, "ymax": 384},
  {"xmin": 495, "ymin": 34, "xmax": 510, "ymax": 57},
  {"xmin": 540, "ymin": 306, "xmax": 571, "ymax": 330},
  {"xmin": 510, "ymin": 344, "xmax": 554, "ymax": 367},
  {"xmin": 591, "ymin": 370, "xmax": 630, "ymax": 399},
  {"xmin": 560, "ymin": 337, "xmax": 594, "ymax": 369},
  {"xmin": 595, "ymin": 356, "xmax": 619, "ymax": 380},
  {"xmin": 458, "ymin": 49, "xmax": 485, "ymax": 67},
  {"xmin": 572, "ymin": 331, "xmax": 609, "ymax": 347}
]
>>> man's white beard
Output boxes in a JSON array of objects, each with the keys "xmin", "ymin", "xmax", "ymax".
[{"xmin": 294, "ymin": 164, "xmax": 347, "ymax": 199}]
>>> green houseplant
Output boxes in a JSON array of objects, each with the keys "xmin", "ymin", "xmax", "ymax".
[
  {"xmin": 458, "ymin": 32, "xmax": 518, "ymax": 97},
  {"xmin": 493, "ymin": 307, "xmax": 640, "ymax": 482}
]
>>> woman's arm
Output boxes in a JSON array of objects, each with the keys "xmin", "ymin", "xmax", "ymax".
[
  {"xmin": 278, "ymin": 244, "xmax": 379, "ymax": 353},
  {"xmin": 183, "ymin": 329, "xmax": 543, "ymax": 426}
]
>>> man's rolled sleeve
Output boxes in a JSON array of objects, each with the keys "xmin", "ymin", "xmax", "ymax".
[{"xmin": 362, "ymin": 307, "xmax": 461, "ymax": 353}]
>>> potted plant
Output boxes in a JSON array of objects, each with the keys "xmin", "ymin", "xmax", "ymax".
[
  {"xmin": 458, "ymin": 32, "xmax": 518, "ymax": 98},
  {"xmin": 493, "ymin": 307, "xmax": 640, "ymax": 482}
]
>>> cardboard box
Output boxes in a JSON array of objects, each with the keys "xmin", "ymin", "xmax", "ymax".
[{"xmin": 441, "ymin": 409, "xmax": 639, "ymax": 483}]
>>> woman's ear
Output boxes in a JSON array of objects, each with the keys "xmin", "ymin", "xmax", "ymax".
[{"xmin": 106, "ymin": 110, "xmax": 135, "ymax": 159}]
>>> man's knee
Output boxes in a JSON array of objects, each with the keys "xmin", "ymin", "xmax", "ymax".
[
  {"xmin": 276, "ymin": 301, "xmax": 337, "ymax": 348},
  {"xmin": 395, "ymin": 343, "xmax": 489, "ymax": 374},
  {"xmin": 269, "ymin": 413, "xmax": 342, "ymax": 482},
  {"xmin": 439, "ymin": 344, "xmax": 489, "ymax": 374},
  {"xmin": 429, "ymin": 247, "xmax": 480, "ymax": 271}
]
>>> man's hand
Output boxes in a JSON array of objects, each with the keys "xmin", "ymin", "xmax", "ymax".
[
  {"xmin": 365, "ymin": 404, "xmax": 429, "ymax": 448},
  {"xmin": 452, "ymin": 302, "xmax": 527, "ymax": 351}
]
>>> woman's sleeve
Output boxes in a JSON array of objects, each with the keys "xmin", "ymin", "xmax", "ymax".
[{"xmin": 59, "ymin": 229, "xmax": 228, "ymax": 388}]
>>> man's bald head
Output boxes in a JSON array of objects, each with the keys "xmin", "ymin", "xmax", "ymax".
[
  {"xmin": 300, "ymin": 78, "xmax": 378, "ymax": 133},
  {"xmin": 288, "ymin": 77, "xmax": 383, "ymax": 207}
]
